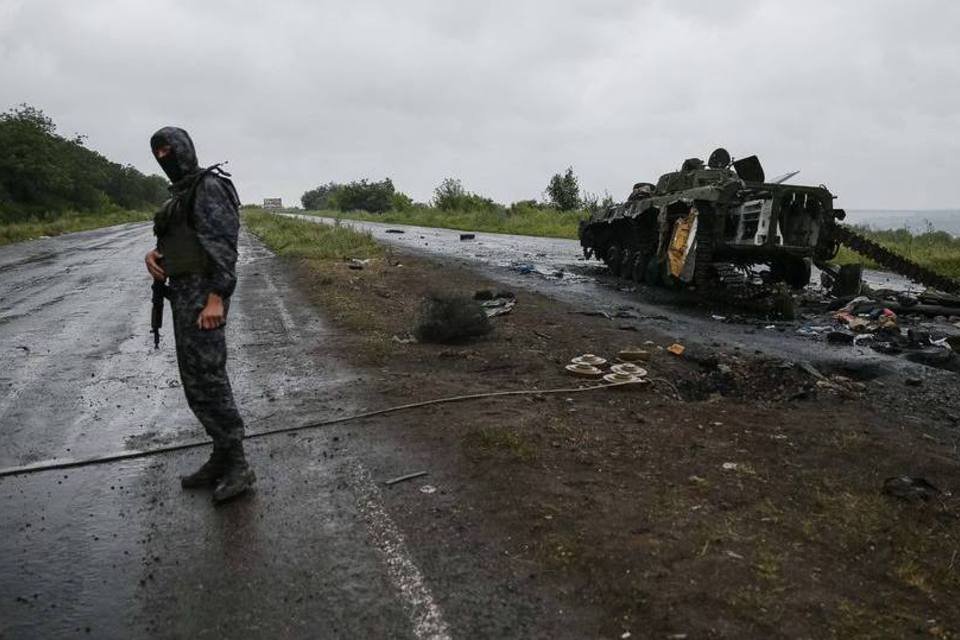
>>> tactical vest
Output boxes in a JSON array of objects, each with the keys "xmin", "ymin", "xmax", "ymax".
[{"xmin": 154, "ymin": 178, "xmax": 209, "ymax": 278}]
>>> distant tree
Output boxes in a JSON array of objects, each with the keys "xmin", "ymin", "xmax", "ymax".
[
  {"xmin": 301, "ymin": 182, "xmax": 342, "ymax": 210},
  {"xmin": 432, "ymin": 177, "xmax": 466, "ymax": 210},
  {"xmin": 432, "ymin": 177, "xmax": 500, "ymax": 212},
  {"xmin": 545, "ymin": 167, "xmax": 581, "ymax": 211},
  {"xmin": 302, "ymin": 179, "xmax": 414, "ymax": 213},
  {"xmin": 0, "ymin": 103, "xmax": 168, "ymax": 222},
  {"xmin": 391, "ymin": 191, "xmax": 414, "ymax": 211},
  {"xmin": 334, "ymin": 178, "xmax": 395, "ymax": 213}
]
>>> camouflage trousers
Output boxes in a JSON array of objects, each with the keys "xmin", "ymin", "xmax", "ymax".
[{"xmin": 168, "ymin": 275, "xmax": 245, "ymax": 449}]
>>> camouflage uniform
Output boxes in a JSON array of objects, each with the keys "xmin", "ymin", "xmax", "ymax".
[
  {"xmin": 168, "ymin": 275, "xmax": 243, "ymax": 449},
  {"xmin": 150, "ymin": 126, "xmax": 253, "ymax": 502}
]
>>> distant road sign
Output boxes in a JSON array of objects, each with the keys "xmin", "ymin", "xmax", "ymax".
[{"xmin": 263, "ymin": 198, "xmax": 282, "ymax": 209}]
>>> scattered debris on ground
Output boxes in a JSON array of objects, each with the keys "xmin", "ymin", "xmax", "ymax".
[
  {"xmin": 790, "ymin": 286, "xmax": 960, "ymax": 371},
  {"xmin": 413, "ymin": 293, "xmax": 493, "ymax": 343}
]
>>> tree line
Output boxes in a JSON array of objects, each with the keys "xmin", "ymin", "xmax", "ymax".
[
  {"xmin": 301, "ymin": 167, "xmax": 614, "ymax": 215},
  {"xmin": 0, "ymin": 104, "xmax": 168, "ymax": 223}
]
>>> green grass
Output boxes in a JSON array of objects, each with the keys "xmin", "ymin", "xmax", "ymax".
[
  {"xmin": 303, "ymin": 205, "xmax": 585, "ymax": 239},
  {"xmin": 243, "ymin": 209, "xmax": 382, "ymax": 260},
  {"xmin": 0, "ymin": 210, "xmax": 152, "ymax": 246},
  {"xmin": 834, "ymin": 226, "xmax": 960, "ymax": 278}
]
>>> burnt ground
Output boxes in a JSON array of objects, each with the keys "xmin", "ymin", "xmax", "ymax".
[{"xmin": 287, "ymin": 237, "xmax": 960, "ymax": 639}]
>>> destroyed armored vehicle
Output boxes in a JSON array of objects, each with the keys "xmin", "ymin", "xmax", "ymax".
[{"xmin": 579, "ymin": 148, "xmax": 959, "ymax": 296}]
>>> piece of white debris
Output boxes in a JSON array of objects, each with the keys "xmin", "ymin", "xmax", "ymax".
[{"xmin": 721, "ymin": 462, "xmax": 739, "ymax": 471}]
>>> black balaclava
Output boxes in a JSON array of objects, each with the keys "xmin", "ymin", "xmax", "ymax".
[{"xmin": 150, "ymin": 126, "xmax": 200, "ymax": 183}]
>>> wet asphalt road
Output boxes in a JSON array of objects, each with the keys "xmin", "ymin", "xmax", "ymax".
[
  {"xmin": 298, "ymin": 215, "xmax": 931, "ymax": 377},
  {"xmin": 0, "ymin": 223, "xmax": 576, "ymax": 639}
]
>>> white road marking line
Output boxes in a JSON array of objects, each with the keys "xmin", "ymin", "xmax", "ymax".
[
  {"xmin": 245, "ymin": 231, "xmax": 450, "ymax": 637},
  {"xmin": 261, "ymin": 272, "xmax": 302, "ymax": 343},
  {"xmin": 346, "ymin": 459, "xmax": 452, "ymax": 640}
]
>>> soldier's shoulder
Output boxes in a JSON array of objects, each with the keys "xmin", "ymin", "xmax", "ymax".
[{"xmin": 196, "ymin": 171, "xmax": 239, "ymax": 206}]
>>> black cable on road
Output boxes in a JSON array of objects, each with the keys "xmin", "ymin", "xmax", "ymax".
[{"xmin": 0, "ymin": 380, "xmax": 652, "ymax": 479}]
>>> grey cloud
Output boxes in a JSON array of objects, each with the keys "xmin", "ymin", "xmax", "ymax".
[{"xmin": 1, "ymin": 0, "xmax": 958, "ymax": 209}]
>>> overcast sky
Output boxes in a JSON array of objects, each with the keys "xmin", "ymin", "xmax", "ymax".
[{"xmin": 2, "ymin": 0, "xmax": 958, "ymax": 210}]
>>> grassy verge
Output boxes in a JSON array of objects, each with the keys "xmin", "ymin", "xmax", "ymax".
[
  {"xmin": 302, "ymin": 205, "xmax": 584, "ymax": 239},
  {"xmin": 0, "ymin": 210, "xmax": 152, "ymax": 246},
  {"xmin": 242, "ymin": 210, "xmax": 388, "ymax": 341},
  {"xmin": 834, "ymin": 226, "xmax": 960, "ymax": 278},
  {"xmin": 243, "ymin": 209, "xmax": 382, "ymax": 260}
]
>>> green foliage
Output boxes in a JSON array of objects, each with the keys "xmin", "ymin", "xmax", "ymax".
[
  {"xmin": 243, "ymin": 209, "xmax": 382, "ymax": 260},
  {"xmin": 0, "ymin": 209, "xmax": 152, "ymax": 246},
  {"xmin": 545, "ymin": 167, "xmax": 581, "ymax": 211},
  {"xmin": 581, "ymin": 190, "xmax": 616, "ymax": 216},
  {"xmin": 432, "ymin": 177, "xmax": 501, "ymax": 212},
  {"xmin": 301, "ymin": 178, "xmax": 412, "ymax": 214},
  {"xmin": 834, "ymin": 224, "xmax": 960, "ymax": 278},
  {"xmin": 301, "ymin": 182, "xmax": 340, "ymax": 210},
  {"xmin": 391, "ymin": 191, "xmax": 414, "ymax": 211},
  {"xmin": 335, "ymin": 178, "xmax": 395, "ymax": 213},
  {"xmin": 433, "ymin": 178, "xmax": 503, "ymax": 211},
  {"xmin": 0, "ymin": 104, "xmax": 167, "ymax": 222}
]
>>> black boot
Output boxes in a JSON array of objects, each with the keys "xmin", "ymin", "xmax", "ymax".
[
  {"xmin": 213, "ymin": 443, "xmax": 256, "ymax": 503},
  {"xmin": 180, "ymin": 447, "xmax": 228, "ymax": 489}
]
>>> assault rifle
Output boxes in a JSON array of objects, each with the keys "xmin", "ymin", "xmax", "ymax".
[{"xmin": 151, "ymin": 279, "xmax": 168, "ymax": 349}]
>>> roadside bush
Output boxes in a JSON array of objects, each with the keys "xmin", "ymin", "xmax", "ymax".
[
  {"xmin": 545, "ymin": 167, "xmax": 581, "ymax": 211},
  {"xmin": 301, "ymin": 182, "xmax": 341, "ymax": 210},
  {"xmin": 414, "ymin": 293, "xmax": 492, "ymax": 343},
  {"xmin": 335, "ymin": 178, "xmax": 396, "ymax": 213},
  {"xmin": 302, "ymin": 178, "xmax": 414, "ymax": 214},
  {"xmin": 432, "ymin": 177, "xmax": 501, "ymax": 212},
  {"xmin": 391, "ymin": 191, "xmax": 414, "ymax": 211}
]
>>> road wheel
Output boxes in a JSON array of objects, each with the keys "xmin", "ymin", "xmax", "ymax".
[
  {"xmin": 606, "ymin": 245, "xmax": 622, "ymax": 276},
  {"xmin": 620, "ymin": 249, "xmax": 635, "ymax": 280},
  {"xmin": 644, "ymin": 258, "xmax": 661, "ymax": 286},
  {"xmin": 631, "ymin": 253, "xmax": 649, "ymax": 283}
]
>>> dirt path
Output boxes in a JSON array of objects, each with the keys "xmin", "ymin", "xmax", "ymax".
[{"xmin": 0, "ymin": 224, "xmax": 583, "ymax": 639}]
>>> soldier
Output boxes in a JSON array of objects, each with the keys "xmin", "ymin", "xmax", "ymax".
[{"xmin": 144, "ymin": 127, "xmax": 255, "ymax": 503}]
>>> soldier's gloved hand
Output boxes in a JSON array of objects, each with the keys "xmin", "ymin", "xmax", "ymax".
[
  {"xmin": 198, "ymin": 293, "xmax": 226, "ymax": 330},
  {"xmin": 145, "ymin": 249, "xmax": 166, "ymax": 281}
]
